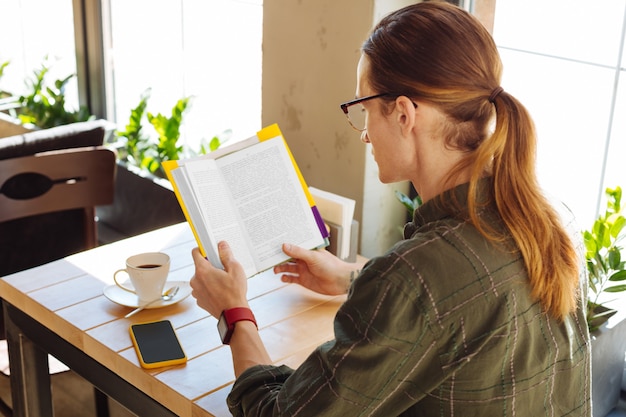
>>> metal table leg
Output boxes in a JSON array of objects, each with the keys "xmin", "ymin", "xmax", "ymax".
[
  {"xmin": 1, "ymin": 301, "xmax": 176, "ymax": 417},
  {"xmin": 3, "ymin": 301, "xmax": 53, "ymax": 417}
]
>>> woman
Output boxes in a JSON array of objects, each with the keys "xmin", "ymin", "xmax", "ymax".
[{"xmin": 190, "ymin": 2, "xmax": 591, "ymax": 416}]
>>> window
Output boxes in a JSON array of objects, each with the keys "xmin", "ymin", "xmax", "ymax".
[
  {"xmin": 493, "ymin": 0, "xmax": 626, "ymax": 226},
  {"xmin": 105, "ymin": 0, "xmax": 263, "ymax": 151},
  {"xmin": 0, "ymin": 0, "xmax": 263, "ymax": 154},
  {"xmin": 0, "ymin": 0, "xmax": 79, "ymax": 111}
]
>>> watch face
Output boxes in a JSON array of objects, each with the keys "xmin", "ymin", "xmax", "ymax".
[
  {"xmin": 217, "ymin": 314, "xmax": 229, "ymax": 342},
  {"xmin": 217, "ymin": 308, "xmax": 257, "ymax": 344}
]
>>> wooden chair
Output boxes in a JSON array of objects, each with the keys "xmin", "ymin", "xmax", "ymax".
[
  {"xmin": 0, "ymin": 146, "xmax": 116, "ymax": 417},
  {"xmin": 0, "ymin": 146, "xmax": 116, "ymax": 273}
]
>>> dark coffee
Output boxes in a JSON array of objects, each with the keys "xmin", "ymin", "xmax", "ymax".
[{"xmin": 137, "ymin": 264, "xmax": 161, "ymax": 269}]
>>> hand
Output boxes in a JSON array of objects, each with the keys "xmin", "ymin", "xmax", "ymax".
[
  {"xmin": 273, "ymin": 243, "xmax": 364, "ymax": 296},
  {"xmin": 190, "ymin": 241, "xmax": 249, "ymax": 318}
]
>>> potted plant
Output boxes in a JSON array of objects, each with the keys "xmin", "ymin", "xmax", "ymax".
[
  {"xmin": 145, "ymin": 95, "xmax": 190, "ymax": 177},
  {"xmin": 97, "ymin": 89, "xmax": 188, "ymax": 243},
  {"xmin": 17, "ymin": 61, "xmax": 93, "ymax": 128},
  {"xmin": 583, "ymin": 186, "xmax": 626, "ymax": 417},
  {"xmin": 111, "ymin": 88, "xmax": 228, "ymax": 178},
  {"xmin": 0, "ymin": 57, "xmax": 94, "ymax": 136},
  {"xmin": 0, "ymin": 60, "xmax": 30, "ymax": 137},
  {"xmin": 112, "ymin": 88, "xmax": 190, "ymax": 178},
  {"xmin": 584, "ymin": 186, "xmax": 626, "ymax": 330},
  {"xmin": 110, "ymin": 88, "xmax": 151, "ymax": 169}
]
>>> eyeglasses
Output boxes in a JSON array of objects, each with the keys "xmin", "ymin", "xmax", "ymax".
[
  {"xmin": 340, "ymin": 93, "xmax": 390, "ymax": 132},
  {"xmin": 340, "ymin": 93, "xmax": 417, "ymax": 132}
]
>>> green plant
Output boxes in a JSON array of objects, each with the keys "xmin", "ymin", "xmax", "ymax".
[
  {"xmin": 113, "ymin": 92, "xmax": 190, "ymax": 177},
  {"xmin": 114, "ymin": 91, "xmax": 231, "ymax": 178},
  {"xmin": 114, "ymin": 88, "xmax": 152, "ymax": 168},
  {"xmin": 395, "ymin": 189, "xmax": 422, "ymax": 213},
  {"xmin": 16, "ymin": 58, "xmax": 92, "ymax": 128},
  {"xmin": 583, "ymin": 186, "xmax": 626, "ymax": 332},
  {"xmin": 395, "ymin": 188, "xmax": 423, "ymax": 236},
  {"xmin": 146, "ymin": 96, "xmax": 191, "ymax": 175},
  {"xmin": 199, "ymin": 129, "xmax": 232, "ymax": 154},
  {"xmin": 0, "ymin": 60, "xmax": 10, "ymax": 99},
  {"xmin": 0, "ymin": 60, "xmax": 9, "ymax": 78}
]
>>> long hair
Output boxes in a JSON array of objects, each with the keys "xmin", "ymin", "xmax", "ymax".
[{"xmin": 362, "ymin": 2, "xmax": 579, "ymax": 320}]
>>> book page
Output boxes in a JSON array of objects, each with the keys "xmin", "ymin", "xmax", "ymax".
[
  {"xmin": 169, "ymin": 167, "xmax": 217, "ymax": 260},
  {"xmin": 183, "ymin": 158, "xmax": 257, "ymax": 276},
  {"xmin": 216, "ymin": 136, "xmax": 325, "ymax": 272}
]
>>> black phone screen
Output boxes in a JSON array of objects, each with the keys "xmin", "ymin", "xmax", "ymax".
[{"xmin": 130, "ymin": 320, "xmax": 187, "ymax": 368}]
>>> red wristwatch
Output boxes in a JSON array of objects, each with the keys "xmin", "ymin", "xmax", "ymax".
[{"xmin": 217, "ymin": 307, "xmax": 257, "ymax": 345}]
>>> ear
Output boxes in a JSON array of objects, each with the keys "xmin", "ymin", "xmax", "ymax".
[{"xmin": 395, "ymin": 96, "xmax": 417, "ymax": 136}]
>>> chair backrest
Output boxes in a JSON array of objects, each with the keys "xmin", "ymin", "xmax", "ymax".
[
  {"xmin": 0, "ymin": 146, "xmax": 116, "ymax": 221},
  {"xmin": 0, "ymin": 146, "xmax": 116, "ymax": 276}
]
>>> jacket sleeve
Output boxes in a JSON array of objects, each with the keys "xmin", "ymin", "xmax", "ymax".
[{"xmin": 227, "ymin": 253, "xmax": 446, "ymax": 416}]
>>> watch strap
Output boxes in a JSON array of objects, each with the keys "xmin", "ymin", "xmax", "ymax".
[{"xmin": 219, "ymin": 307, "xmax": 257, "ymax": 344}]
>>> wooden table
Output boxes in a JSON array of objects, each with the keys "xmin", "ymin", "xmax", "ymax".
[{"xmin": 0, "ymin": 223, "xmax": 346, "ymax": 417}]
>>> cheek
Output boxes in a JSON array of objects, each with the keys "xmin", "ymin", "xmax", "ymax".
[
  {"xmin": 366, "ymin": 118, "xmax": 391, "ymax": 152},
  {"xmin": 371, "ymin": 135, "xmax": 415, "ymax": 183}
]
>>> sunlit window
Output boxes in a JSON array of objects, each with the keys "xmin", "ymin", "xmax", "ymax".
[
  {"xmin": 105, "ymin": 0, "xmax": 263, "ymax": 152},
  {"xmin": 0, "ymin": 0, "xmax": 80, "ymax": 111},
  {"xmin": 0, "ymin": 0, "xmax": 262, "ymax": 154},
  {"xmin": 493, "ymin": 0, "xmax": 626, "ymax": 226}
]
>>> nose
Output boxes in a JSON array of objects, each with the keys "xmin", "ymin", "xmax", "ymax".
[{"xmin": 360, "ymin": 130, "xmax": 370, "ymax": 143}]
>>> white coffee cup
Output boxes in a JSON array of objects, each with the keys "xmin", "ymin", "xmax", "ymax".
[{"xmin": 113, "ymin": 252, "xmax": 170, "ymax": 302}]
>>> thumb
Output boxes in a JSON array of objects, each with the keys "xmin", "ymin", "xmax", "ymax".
[
  {"xmin": 217, "ymin": 241, "xmax": 234, "ymax": 267},
  {"xmin": 217, "ymin": 241, "xmax": 244, "ymax": 275},
  {"xmin": 282, "ymin": 243, "xmax": 309, "ymax": 261}
]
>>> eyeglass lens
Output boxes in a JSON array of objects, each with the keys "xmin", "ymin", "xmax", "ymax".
[{"xmin": 347, "ymin": 104, "xmax": 367, "ymax": 131}]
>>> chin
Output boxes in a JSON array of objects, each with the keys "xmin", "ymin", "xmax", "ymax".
[
  {"xmin": 378, "ymin": 170, "xmax": 407, "ymax": 184},
  {"xmin": 377, "ymin": 174, "xmax": 394, "ymax": 184}
]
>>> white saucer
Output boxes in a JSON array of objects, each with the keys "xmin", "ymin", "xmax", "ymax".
[{"xmin": 103, "ymin": 281, "xmax": 192, "ymax": 309}]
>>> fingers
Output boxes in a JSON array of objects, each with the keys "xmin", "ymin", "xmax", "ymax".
[
  {"xmin": 191, "ymin": 248, "xmax": 213, "ymax": 275},
  {"xmin": 282, "ymin": 243, "xmax": 307, "ymax": 260},
  {"xmin": 192, "ymin": 243, "xmax": 237, "ymax": 272},
  {"xmin": 217, "ymin": 241, "xmax": 246, "ymax": 279},
  {"xmin": 280, "ymin": 274, "xmax": 297, "ymax": 284},
  {"xmin": 191, "ymin": 247, "xmax": 204, "ymax": 263},
  {"xmin": 190, "ymin": 243, "xmax": 247, "ymax": 317},
  {"xmin": 217, "ymin": 241, "xmax": 234, "ymax": 268},
  {"xmin": 274, "ymin": 259, "xmax": 298, "ymax": 273}
]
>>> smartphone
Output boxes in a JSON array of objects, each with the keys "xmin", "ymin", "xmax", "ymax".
[{"xmin": 129, "ymin": 320, "xmax": 187, "ymax": 369}]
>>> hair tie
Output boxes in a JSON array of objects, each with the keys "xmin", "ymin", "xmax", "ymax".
[{"xmin": 489, "ymin": 86, "xmax": 504, "ymax": 103}]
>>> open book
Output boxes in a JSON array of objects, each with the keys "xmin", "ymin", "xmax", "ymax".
[{"xmin": 162, "ymin": 124, "xmax": 329, "ymax": 278}]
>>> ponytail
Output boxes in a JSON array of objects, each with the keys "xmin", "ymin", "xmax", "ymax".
[{"xmin": 468, "ymin": 91, "xmax": 580, "ymax": 320}]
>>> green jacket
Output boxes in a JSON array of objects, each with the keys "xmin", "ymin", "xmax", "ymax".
[{"xmin": 228, "ymin": 180, "xmax": 591, "ymax": 416}]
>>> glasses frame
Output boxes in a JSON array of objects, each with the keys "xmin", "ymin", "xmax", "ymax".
[
  {"xmin": 340, "ymin": 93, "xmax": 417, "ymax": 132},
  {"xmin": 340, "ymin": 93, "xmax": 391, "ymax": 132}
]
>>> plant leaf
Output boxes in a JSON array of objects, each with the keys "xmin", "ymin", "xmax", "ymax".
[
  {"xmin": 608, "ymin": 247, "xmax": 622, "ymax": 270},
  {"xmin": 599, "ymin": 223, "xmax": 611, "ymax": 248},
  {"xmin": 209, "ymin": 136, "xmax": 220, "ymax": 152},
  {"xmin": 608, "ymin": 270, "xmax": 626, "ymax": 281},
  {"xmin": 604, "ymin": 284, "xmax": 626, "ymax": 292}
]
